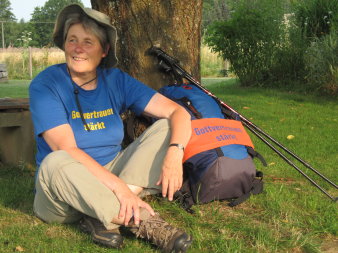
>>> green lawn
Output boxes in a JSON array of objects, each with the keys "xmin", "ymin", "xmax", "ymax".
[
  {"xmin": 0, "ymin": 79, "xmax": 337, "ymax": 252},
  {"xmin": 0, "ymin": 80, "xmax": 31, "ymax": 98}
]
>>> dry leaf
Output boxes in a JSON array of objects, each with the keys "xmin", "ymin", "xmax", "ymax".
[
  {"xmin": 268, "ymin": 162, "xmax": 276, "ymax": 166},
  {"xmin": 287, "ymin": 135, "xmax": 295, "ymax": 140},
  {"xmin": 15, "ymin": 246, "xmax": 24, "ymax": 252},
  {"xmin": 243, "ymin": 106, "xmax": 250, "ymax": 109}
]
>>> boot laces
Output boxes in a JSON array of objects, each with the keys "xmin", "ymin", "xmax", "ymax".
[{"xmin": 136, "ymin": 213, "xmax": 181, "ymax": 249}]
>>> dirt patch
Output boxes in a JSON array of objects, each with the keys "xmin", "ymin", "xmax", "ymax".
[{"xmin": 321, "ymin": 238, "xmax": 338, "ymax": 253}]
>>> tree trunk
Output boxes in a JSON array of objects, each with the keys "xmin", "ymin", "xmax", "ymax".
[{"xmin": 91, "ymin": 0, "xmax": 202, "ymax": 89}]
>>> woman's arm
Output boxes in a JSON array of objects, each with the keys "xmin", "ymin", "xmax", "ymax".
[
  {"xmin": 143, "ymin": 93, "xmax": 192, "ymax": 201},
  {"xmin": 42, "ymin": 123, "xmax": 154, "ymax": 226}
]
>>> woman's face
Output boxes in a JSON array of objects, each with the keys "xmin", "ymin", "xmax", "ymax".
[{"xmin": 64, "ymin": 23, "xmax": 106, "ymax": 77}]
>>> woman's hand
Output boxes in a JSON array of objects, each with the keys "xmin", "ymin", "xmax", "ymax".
[
  {"xmin": 113, "ymin": 178, "xmax": 155, "ymax": 226},
  {"xmin": 156, "ymin": 146, "xmax": 184, "ymax": 201}
]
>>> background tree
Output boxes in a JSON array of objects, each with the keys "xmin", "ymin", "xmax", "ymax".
[
  {"xmin": 0, "ymin": 0, "xmax": 16, "ymax": 47},
  {"xmin": 91, "ymin": 0, "xmax": 203, "ymax": 89},
  {"xmin": 30, "ymin": 0, "xmax": 83, "ymax": 47},
  {"xmin": 0, "ymin": 0, "xmax": 15, "ymax": 21},
  {"xmin": 202, "ymin": 0, "xmax": 230, "ymax": 33},
  {"xmin": 5, "ymin": 19, "xmax": 30, "ymax": 47}
]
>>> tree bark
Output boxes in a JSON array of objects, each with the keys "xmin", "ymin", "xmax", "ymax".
[{"xmin": 91, "ymin": 0, "xmax": 202, "ymax": 89}]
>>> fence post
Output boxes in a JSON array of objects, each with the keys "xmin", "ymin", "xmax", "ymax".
[
  {"xmin": 29, "ymin": 47, "xmax": 32, "ymax": 79},
  {"xmin": 1, "ymin": 21, "xmax": 4, "ymax": 49}
]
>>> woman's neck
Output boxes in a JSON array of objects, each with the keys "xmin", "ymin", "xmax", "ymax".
[{"xmin": 68, "ymin": 68, "xmax": 98, "ymax": 90}]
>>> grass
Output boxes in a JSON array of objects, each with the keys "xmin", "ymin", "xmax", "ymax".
[
  {"xmin": 0, "ymin": 80, "xmax": 30, "ymax": 98},
  {"xmin": 0, "ymin": 79, "xmax": 337, "ymax": 252}
]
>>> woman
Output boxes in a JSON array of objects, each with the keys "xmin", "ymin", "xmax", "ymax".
[{"xmin": 29, "ymin": 4, "xmax": 192, "ymax": 252}]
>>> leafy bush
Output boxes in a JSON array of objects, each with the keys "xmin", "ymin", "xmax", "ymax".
[
  {"xmin": 205, "ymin": 0, "xmax": 338, "ymax": 95},
  {"xmin": 293, "ymin": 0, "xmax": 338, "ymax": 95},
  {"xmin": 303, "ymin": 33, "xmax": 338, "ymax": 94},
  {"xmin": 293, "ymin": 0, "xmax": 337, "ymax": 41},
  {"xmin": 205, "ymin": 0, "xmax": 288, "ymax": 86}
]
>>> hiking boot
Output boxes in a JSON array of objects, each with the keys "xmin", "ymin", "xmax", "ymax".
[
  {"xmin": 79, "ymin": 216, "xmax": 123, "ymax": 248},
  {"xmin": 131, "ymin": 212, "xmax": 192, "ymax": 253}
]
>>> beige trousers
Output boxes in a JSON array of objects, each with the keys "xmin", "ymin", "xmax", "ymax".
[{"xmin": 33, "ymin": 119, "xmax": 171, "ymax": 229}]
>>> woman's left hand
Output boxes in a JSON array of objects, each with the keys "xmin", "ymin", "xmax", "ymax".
[{"xmin": 156, "ymin": 146, "xmax": 184, "ymax": 201}]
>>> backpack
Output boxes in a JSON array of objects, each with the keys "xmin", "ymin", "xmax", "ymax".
[{"xmin": 158, "ymin": 83, "xmax": 266, "ymax": 212}]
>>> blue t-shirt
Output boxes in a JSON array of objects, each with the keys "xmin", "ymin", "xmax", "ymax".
[{"xmin": 29, "ymin": 64, "xmax": 156, "ymax": 167}]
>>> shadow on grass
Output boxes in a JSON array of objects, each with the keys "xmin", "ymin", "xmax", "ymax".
[{"xmin": 0, "ymin": 166, "xmax": 35, "ymax": 215}]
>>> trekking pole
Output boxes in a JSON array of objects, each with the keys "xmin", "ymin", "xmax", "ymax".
[
  {"xmin": 242, "ymin": 121, "xmax": 337, "ymax": 201},
  {"xmin": 148, "ymin": 46, "xmax": 338, "ymax": 201},
  {"xmin": 179, "ymin": 65, "xmax": 338, "ymax": 190}
]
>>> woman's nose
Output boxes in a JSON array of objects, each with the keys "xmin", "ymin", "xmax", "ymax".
[{"xmin": 74, "ymin": 43, "xmax": 85, "ymax": 53}]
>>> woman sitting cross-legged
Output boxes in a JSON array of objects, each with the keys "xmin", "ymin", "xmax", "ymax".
[{"xmin": 29, "ymin": 4, "xmax": 192, "ymax": 252}]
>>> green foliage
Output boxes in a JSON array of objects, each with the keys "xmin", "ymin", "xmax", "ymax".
[
  {"xmin": 0, "ymin": 0, "xmax": 16, "ymax": 21},
  {"xmin": 205, "ymin": 0, "xmax": 288, "ymax": 86},
  {"xmin": 293, "ymin": 0, "xmax": 338, "ymax": 41},
  {"xmin": 303, "ymin": 32, "xmax": 338, "ymax": 94},
  {"xmin": 202, "ymin": 0, "xmax": 230, "ymax": 33},
  {"xmin": 4, "ymin": 21, "xmax": 31, "ymax": 47},
  {"xmin": 0, "ymin": 0, "xmax": 84, "ymax": 48},
  {"xmin": 30, "ymin": 0, "xmax": 84, "ymax": 47},
  {"xmin": 292, "ymin": 0, "xmax": 338, "ymax": 95},
  {"xmin": 0, "ymin": 0, "xmax": 17, "ymax": 47},
  {"xmin": 205, "ymin": 0, "xmax": 338, "ymax": 95}
]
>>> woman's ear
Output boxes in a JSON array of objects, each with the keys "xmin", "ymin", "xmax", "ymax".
[{"xmin": 102, "ymin": 45, "xmax": 110, "ymax": 58}]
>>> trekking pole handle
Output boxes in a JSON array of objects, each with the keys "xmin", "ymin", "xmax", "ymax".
[{"xmin": 147, "ymin": 46, "xmax": 180, "ymax": 66}]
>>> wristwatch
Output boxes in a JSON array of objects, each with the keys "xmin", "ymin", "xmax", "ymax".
[{"xmin": 169, "ymin": 143, "xmax": 185, "ymax": 151}]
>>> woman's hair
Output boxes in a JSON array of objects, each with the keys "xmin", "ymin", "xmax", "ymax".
[{"xmin": 63, "ymin": 13, "xmax": 108, "ymax": 50}]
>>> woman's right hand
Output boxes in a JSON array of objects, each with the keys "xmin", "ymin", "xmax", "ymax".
[{"xmin": 113, "ymin": 178, "xmax": 155, "ymax": 226}]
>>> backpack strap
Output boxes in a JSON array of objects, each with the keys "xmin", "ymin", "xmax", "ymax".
[
  {"xmin": 215, "ymin": 147, "xmax": 224, "ymax": 157},
  {"xmin": 228, "ymin": 173, "xmax": 264, "ymax": 207},
  {"xmin": 228, "ymin": 192, "xmax": 251, "ymax": 207},
  {"xmin": 176, "ymin": 97, "xmax": 202, "ymax": 119},
  {"xmin": 219, "ymin": 102, "xmax": 241, "ymax": 120},
  {"xmin": 247, "ymin": 146, "xmax": 267, "ymax": 167},
  {"xmin": 174, "ymin": 181, "xmax": 195, "ymax": 214}
]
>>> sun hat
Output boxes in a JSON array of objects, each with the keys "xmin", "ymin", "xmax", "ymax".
[{"xmin": 53, "ymin": 4, "xmax": 118, "ymax": 68}]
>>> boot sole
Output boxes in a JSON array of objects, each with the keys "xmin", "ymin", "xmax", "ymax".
[
  {"xmin": 79, "ymin": 219, "xmax": 123, "ymax": 249},
  {"xmin": 166, "ymin": 233, "xmax": 193, "ymax": 253},
  {"xmin": 92, "ymin": 233, "xmax": 124, "ymax": 249}
]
